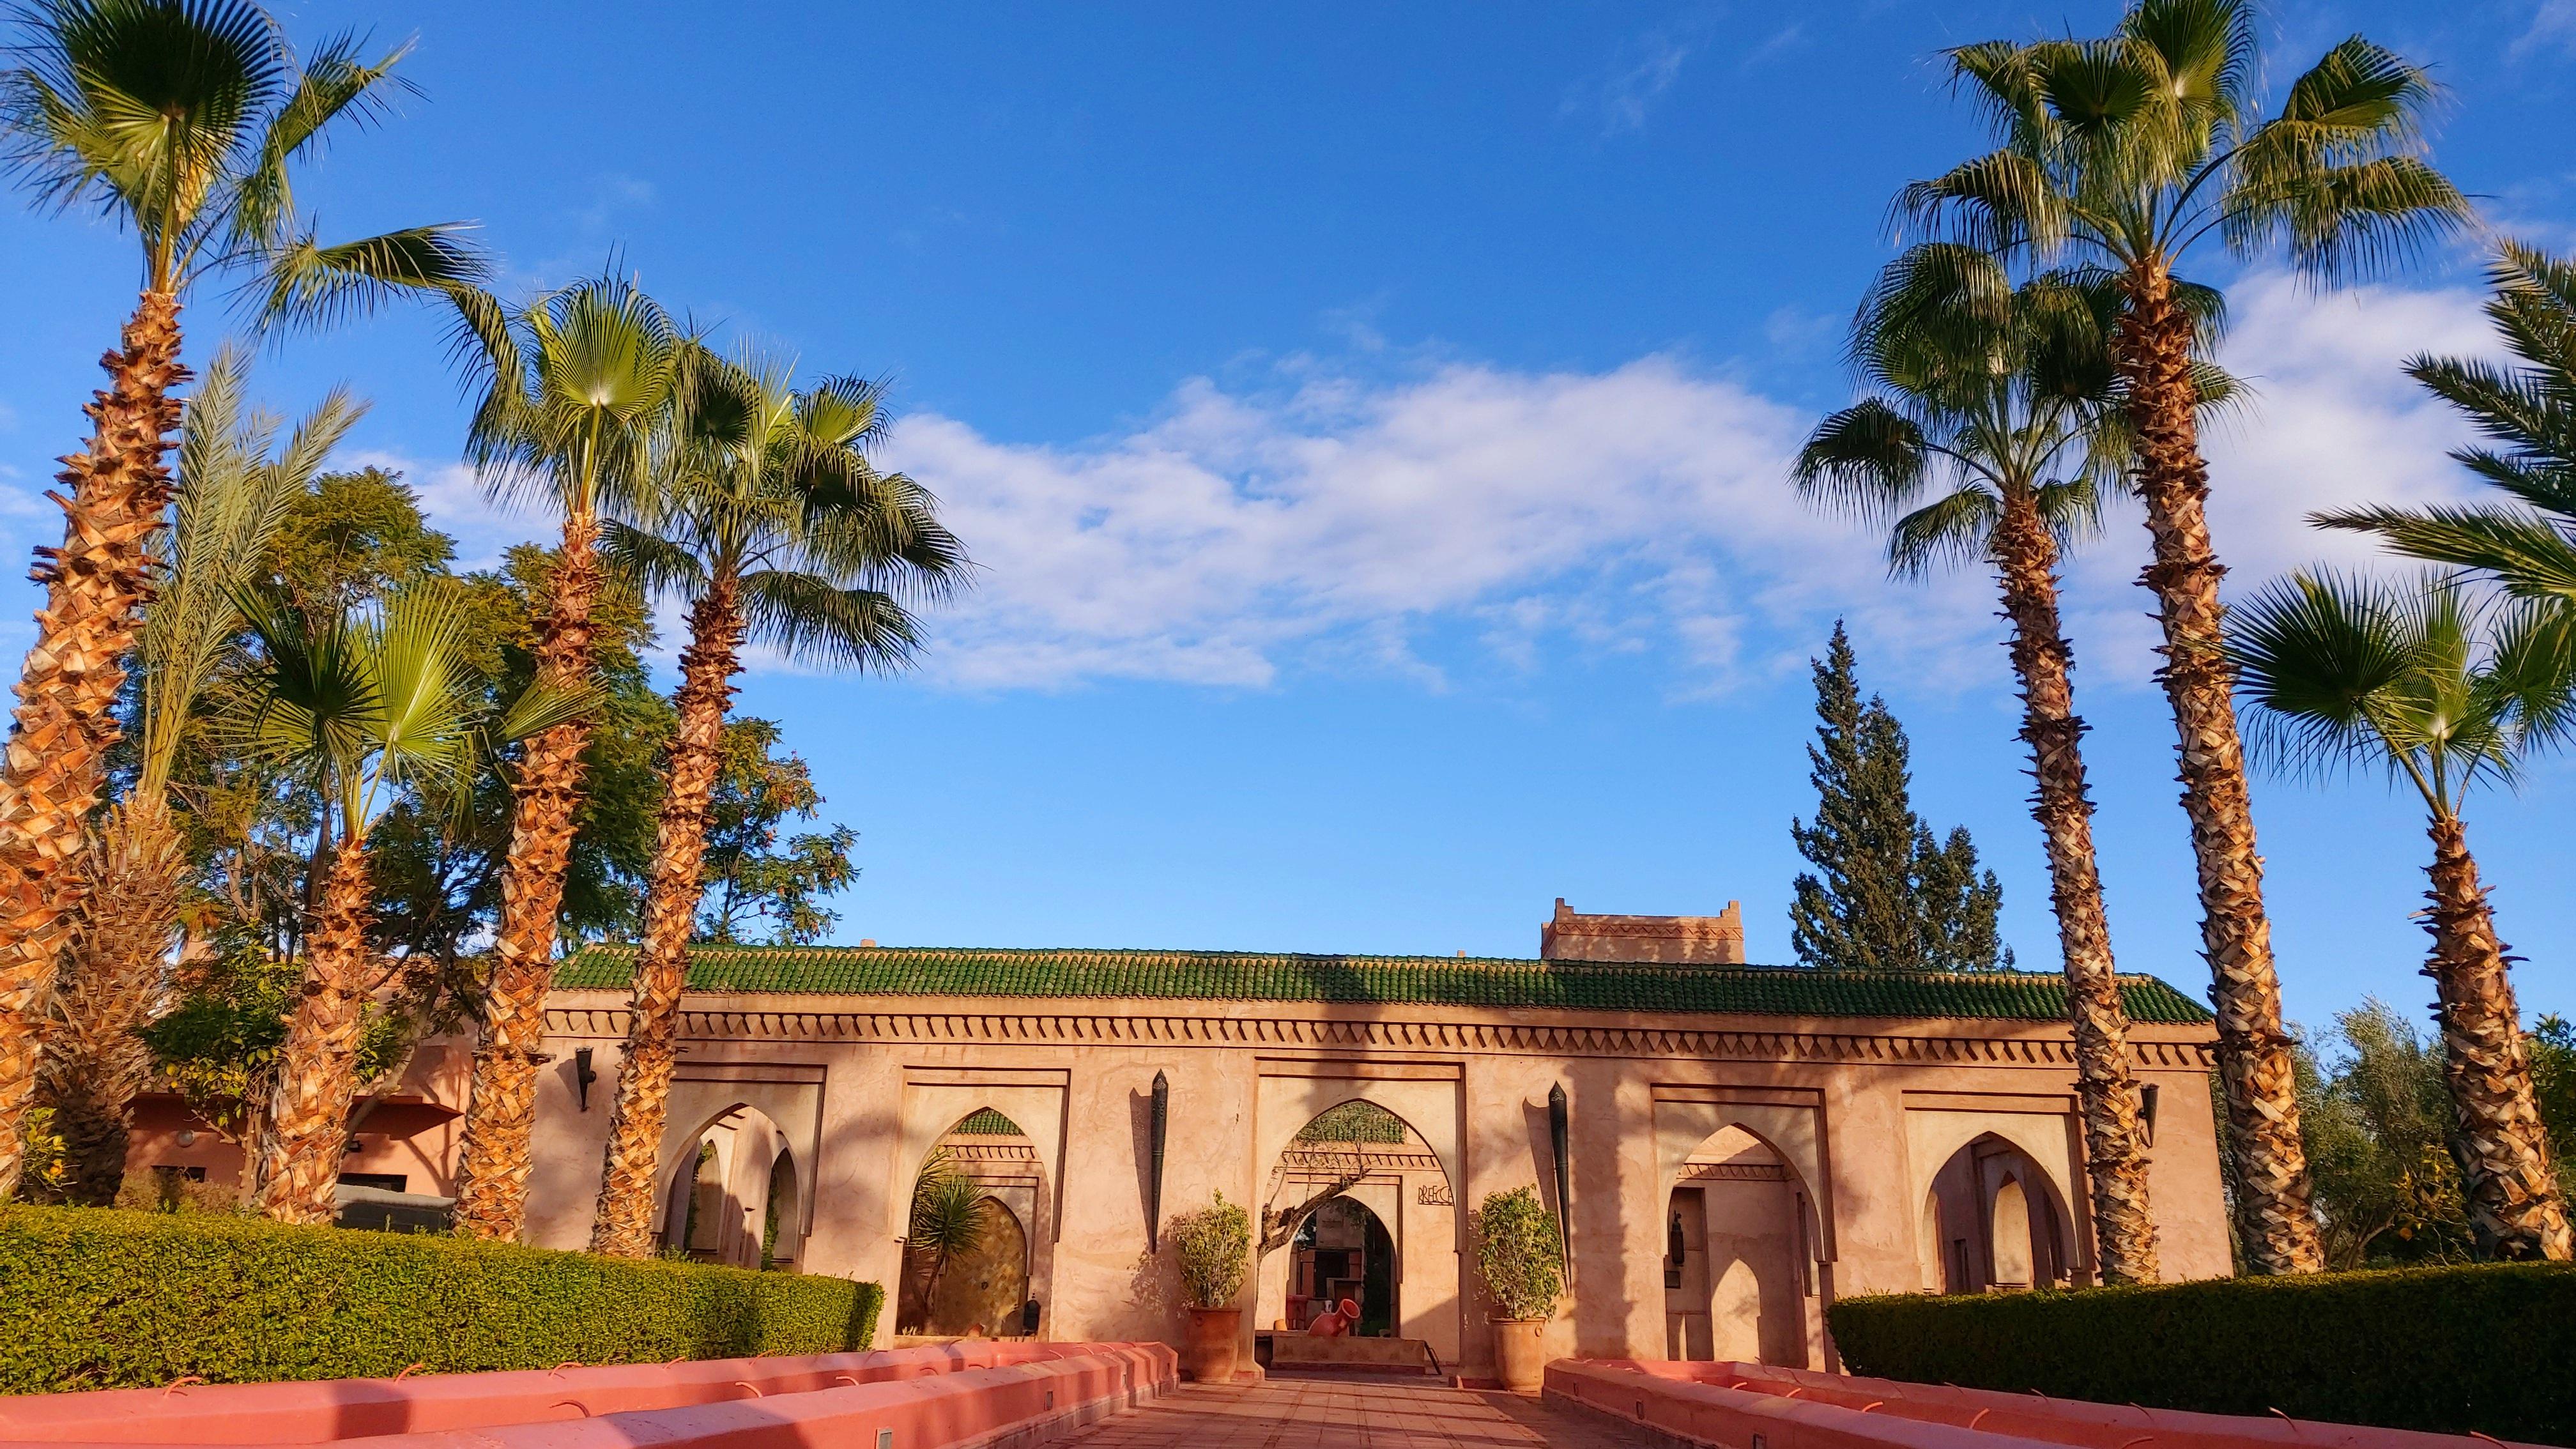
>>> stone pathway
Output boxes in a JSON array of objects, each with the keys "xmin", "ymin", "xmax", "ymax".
[{"xmin": 1061, "ymin": 1376, "xmax": 1662, "ymax": 1449}]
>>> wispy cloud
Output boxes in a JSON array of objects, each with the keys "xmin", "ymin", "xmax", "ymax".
[
  {"xmin": 2513, "ymin": 0, "xmax": 2576, "ymax": 57},
  {"xmin": 1563, "ymin": 19, "xmax": 1707, "ymax": 137}
]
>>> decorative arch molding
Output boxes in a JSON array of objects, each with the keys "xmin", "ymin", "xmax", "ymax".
[
  {"xmin": 1900, "ymin": 1092, "xmax": 2089, "ymax": 1280},
  {"xmin": 1650, "ymin": 1086, "xmax": 1834, "ymax": 1264},
  {"xmin": 542, "ymin": 1002, "xmax": 2216, "ymax": 1071},
  {"xmin": 892, "ymin": 1068, "xmax": 1068, "ymax": 1246},
  {"xmin": 648, "ymin": 1063, "xmax": 825, "ymax": 1245}
]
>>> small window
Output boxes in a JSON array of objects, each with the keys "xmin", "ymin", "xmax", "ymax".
[{"xmin": 338, "ymin": 1172, "xmax": 408, "ymax": 1193}]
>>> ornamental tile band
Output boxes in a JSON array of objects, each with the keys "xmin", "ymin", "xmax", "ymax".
[{"xmin": 555, "ymin": 943, "xmax": 2212, "ymax": 1025}]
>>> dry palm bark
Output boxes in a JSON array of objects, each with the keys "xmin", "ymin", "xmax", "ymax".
[
  {"xmin": 1992, "ymin": 491, "xmax": 2160, "ymax": 1284},
  {"xmin": 590, "ymin": 579, "xmax": 743, "ymax": 1256},
  {"xmin": 2114, "ymin": 264, "xmax": 2322, "ymax": 1274},
  {"xmin": 2422, "ymin": 818, "xmax": 2572, "ymax": 1259},
  {"xmin": 252, "ymin": 842, "xmax": 375, "ymax": 1225},
  {"xmin": 450, "ymin": 514, "xmax": 606, "ymax": 1239},
  {"xmin": 35, "ymin": 797, "xmax": 187, "ymax": 1204},
  {"xmin": 0, "ymin": 293, "xmax": 187, "ymax": 1199}
]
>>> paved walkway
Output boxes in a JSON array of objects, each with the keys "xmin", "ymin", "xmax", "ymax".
[{"xmin": 1062, "ymin": 1376, "xmax": 1661, "ymax": 1449}]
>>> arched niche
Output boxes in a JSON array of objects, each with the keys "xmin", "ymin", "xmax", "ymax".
[
  {"xmin": 1250, "ymin": 1091, "xmax": 1460, "ymax": 1365},
  {"xmin": 1660, "ymin": 1123, "xmax": 1814, "ymax": 1368},
  {"xmin": 1903, "ymin": 1107, "xmax": 2087, "ymax": 1288},
  {"xmin": 1917, "ymin": 1131, "xmax": 2076, "ymax": 1293},
  {"xmin": 896, "ymin": 1107, "xmax": 1051, "ymax": 1337},
  {"xmin": 654, "ymin": 1101, "xmax": 797, "ymax": 1269}
]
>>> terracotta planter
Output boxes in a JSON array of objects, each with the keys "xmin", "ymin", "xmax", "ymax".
[
  {"xmin": 1182, "ymin": 1305, "xmax": 1243, "ymax": 1383},
  {"xmin": 1491, "ymin": 1317, "xmax": 1549, "ymax": 1393}
]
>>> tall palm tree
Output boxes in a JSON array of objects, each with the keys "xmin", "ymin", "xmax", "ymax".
[
  {"xmin": 588, "ymin": 351, "xmax": 964, "ymax": 1257},
  {"xmin": 2230, "ymin": 572, "xmax": 2573, "ymax": 1261},
  {"xmin": 1900, "ymin": 0, "xmax": 2472, "ymax": 1272},
  {"xmin": 0, "ymin": 0, "xmax": 476, "ymax": 1195},
  {"xmin": 228, "ymin": 583, "xmax": 581, "ymax": 1222},
  {"xmin": 34, "ymin": 346, "xmax": 357, "ymax": 1204},
  {"xmin": 1796, "ymin": 249, "xmax": 2215, "ymax": 1283},
  {"xmin": 445, "ymin": 275, "xmax": 682, "ymax": 1240},
  {"xmin": 2317, "ymin": 242, "xmax": 2576, "ymax": 622}
]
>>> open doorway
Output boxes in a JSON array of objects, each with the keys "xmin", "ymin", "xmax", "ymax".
[{"xmin": 1285, "ymin": 1195, "xmax": 1396, "ymax": 1335}]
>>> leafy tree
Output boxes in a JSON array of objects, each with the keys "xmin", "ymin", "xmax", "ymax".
[
  {"xmin": 589, "ymin": 350, "xmax": 960, "ymax": 1257},
  {"xmin": 1903, "ymin": 0, "xmax": 2472, "ymax": 1275},
  {"xmin": 225, "ymin": 582, "xmax": 583, "ymax": 1223},
  {"xmin": 2231, "ymin": 572, "xmax": 2572, "ymax": 1260},
  {"xmin": 0, "ymin": 0, "xmax": 478, "ymax": 1199},
  {"xmin": 1789, "ymin": 624, "xmax": 2007, "ymax": 972},
  {"xmin": 447, "ymin": 275, "xmax": 683, "ymax": 1242},
  {"xmin": 36, "ymin": 348, "xmax": 355, "ymax": 1206},
  {"xmin": 696, "ymin": 721, "xmax": 859, "ymax": 947}
]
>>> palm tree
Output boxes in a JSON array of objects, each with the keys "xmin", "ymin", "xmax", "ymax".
[
  {"xmin": 1796, "ymin": 249, "xmax": 2211, "ymax": 1283},
  {"xmin": 2317, "ymin": 242, "xmax": 2576, "ymax": 622},
  {"xmin": 228, "ymin": 583, "xmax": 581, "ymax": 1222},
  {"xmin": 0, "ymin": 0, "xmax": 476, "ymax": 1195},
  {"xmin": 33, "ymin": 346, "xmax": 358, "ymax": 1204},
  {"xmin": 445, "ymin": 275, "xmax": 682, "ymax": 1240},
  {"xmin": 588, "ymin": 351, "xmax": 964, "ymax": 1257},
  {"xmin": 1901, "ymin": 0, "xmax": 2472, "ymax": 1272},
  {"xmin": 2229, "ymin": 572, "xmax": 2573, "ymax": 1261}
]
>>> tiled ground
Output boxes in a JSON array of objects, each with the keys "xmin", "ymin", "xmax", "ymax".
[{"xmin": 1061, "ymin": 1376, "xmax": 1660, "ymax": 1449}]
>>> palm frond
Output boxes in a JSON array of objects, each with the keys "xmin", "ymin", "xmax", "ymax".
[
  {"xmin": 1794, "ymin": 401, "xmax": 1929, "ymax": 518},
  {"xmin": 227, "ymin": 29, "xmax": 414, "ymax": 250},
  {"xmin": 739, "ymin": 571, "xmax": 923, "ymax": 673},
  {"xmin": 250, "ymin": 221, "xmax": 486, "ymax": 330},
  {"xmin": 1887, "ymin": 487, "xmax": 2003, "ymax": 579},
  {"xmin": 2312, "ymin": 505, "xmax": 2576, "ymax": 604}
]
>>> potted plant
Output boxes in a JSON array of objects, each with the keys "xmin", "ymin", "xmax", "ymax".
[
  {"xmin": 1168, "ymin": 1192, "xmax": 1252, "ymax": 1382},
  {"xmin": 1474, "ymin": 1186, "xmax": 1563, "ymax": 1393}
]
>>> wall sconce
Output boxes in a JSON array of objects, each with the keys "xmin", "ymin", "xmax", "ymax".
[
  {"xmin": 2139, "ymin": 1082, "xmax": 2160, "ymax": 1147},
  {"xmin": 574, "ymin": 1047, "xmax": 597, "ymax": 1111},
  {"xmin": 174, "ymin": 1129, "xmax": 197, "ymax": 1148}
]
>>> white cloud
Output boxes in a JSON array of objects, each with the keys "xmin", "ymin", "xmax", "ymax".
[
  {"xmin": 2515, "ymin": 0, "xmax": 2576, "ymax": 57},
  {"xmin": 1564, "ymin": 28, "xmax": 1701, "ymax": 137},
  {"xmin": 882, "ymin": 355, "xmax": 1998, "ymax": 693}
]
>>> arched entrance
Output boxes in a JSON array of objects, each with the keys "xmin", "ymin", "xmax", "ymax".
[
  {"xmin": 657, "ymin": 1102, "xmax": 801, "ymax": 1271},
  {"xmin": 1661, "ymin": 1124, "xmax": 1814, "ymax": 1367},
  {"xmin": 898, "ymin": 1108, "xmax": 1043, "ymax": 1337},
  {"xmin": 1285, "ymin": 1195, "xmax": 1396, "ymax": 1333},
  {"xmin": 1919, "ymin": 1131, "xmax": 2074, "ymax": 1292},
  {"xmin": 1254, "ymin": 1098, "xmax": 1458, "ymax": 1360}
]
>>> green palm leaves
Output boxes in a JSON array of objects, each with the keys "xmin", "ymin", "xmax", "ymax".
[
  {"xmin": 2319, "ymin": 243, "xmax": 2576, "ymax": 612},
  {"xmin": 0, "ymin": 0, "xmax": 482, "ymax": 307},
  {"xmin": 1797, "ymin": 247, "xmax": 2129, "ymax": 575},
  {"xmin": 1904, "ymin": 0, "xmax": 2469, "ymax": 279},
  {"xmin": 457, "ymin": 275, "xmax": 684, "ymax": 523},
  {"xmin": 2230, "ymin": 574, "xmax": 2570, "ymax": 818},
  {"xmin": 227, "ymin": 586, "xmax": 587, "ymax": 847}
]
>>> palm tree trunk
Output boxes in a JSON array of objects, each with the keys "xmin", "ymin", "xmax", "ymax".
[
  {"xmin": 0, "ymin": 291, "xmax": 187, "ymax": 1200},
  {"xmin": 253, "ymin": 839, "xmax": 376, "ymax": 1226},
  {"xmin": 2421, "ymin": 815, "xmax": 2572, "ymax": 1260},
  {"xmin": 36, "ymin": 797, "xmax": 187, "ymax": 1204},
  {"xmin": 592, "ymin": 578, "xmax": 743, "ymax": 1257},
  {"xmin": 1992, "ymin": 490, "xmax": 2159, "ymax": 1284},
  {"xmin": 2115, "ymin": 262, "xmax": 2323, "ymax": 1275},
  {"xmin": 451, "ymin": 510, "xmax": 606, "ymax": 1240}
]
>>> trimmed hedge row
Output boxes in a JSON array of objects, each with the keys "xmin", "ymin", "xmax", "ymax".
[
  {"xmin": 0, "ymin": 1205, "xmax": 884, "ymax": 1393},
  {"xmin": 1826, "ymin": 1262, "xmax": 2576, "ymax": 1445}
]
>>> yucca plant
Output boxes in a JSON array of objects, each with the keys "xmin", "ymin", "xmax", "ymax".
[
  {"xmin": 1901, "ymin": 0, "xmax": 2473, "ymax": 1272},
  {"xmin": 905, "ymin": 1149, "xmax": 990, "ymax": 1321},
  {"xmin": 443, "ymin": 275, "xmax": 682, "ymax": 1241},
  {"xmin": 33, "ymin": 346, "xmax": 358, "ymax": 1205},
  {"xmin": 0, "ymin": 0, "xmax": 479, "ymax": 1198},
  {"xmin": 2230, "ymin": 572, "xmax": 2573, "ymax": 1261},
  {"xmin": 588, "ymin": 348, "xmax": 963, "ymax": 1256},
  {"xmin": 227, "ymin": 583, "xmax": 583, "ymax": 1223},
  {"xmin": 1795, "ymin": 250, "xmax": 2231, "ymax": 1282}
]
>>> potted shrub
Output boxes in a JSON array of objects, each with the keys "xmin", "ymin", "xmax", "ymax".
[
  {"xmin": 1474, "ymin": 1186, "xmax": 1563, "ymax": 1393},
  {"xmin": 1168, "ymin": 1192, "xmax": 1252, "ymax": 1382}
]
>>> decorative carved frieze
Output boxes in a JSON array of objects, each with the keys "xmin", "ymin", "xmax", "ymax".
[
  {"xmin": 1417, "ymin": 1183, "xmax": 1455, "ymax": 1206},
  {"xmin": 540, "ymin": 1003, "xmax": 2216, "ymax": 1070},
  {"xmin": 1677, "ymin": 1162, "xmax": 1790, "ymax": 1183}
]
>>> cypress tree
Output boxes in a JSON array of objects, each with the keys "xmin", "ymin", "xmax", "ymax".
[{"xmin": 1788, "ymin": 623, "xmax": 2009, "ymax": 970}]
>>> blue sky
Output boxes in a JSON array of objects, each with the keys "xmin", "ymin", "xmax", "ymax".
[{"xmin": 3, "ymin": 1, "xmax": 2573, "ymax": 1036}]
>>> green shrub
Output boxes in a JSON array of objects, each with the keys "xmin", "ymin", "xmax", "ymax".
[
  {"xmin": 0, "ymin": 1204, "xmax": 884, "ymax": 1393},
  {"xmin": 1827, "ymin": 1262, "xmax": 2576, "ymax": 1444},
  {"xmin": 1167, "ymin": 1193, "xmax": 1250, "ymax": 1309},
  {"xmin": 1472, "ymin": 1186, "xmax": 1561, "ymax": 1322}
]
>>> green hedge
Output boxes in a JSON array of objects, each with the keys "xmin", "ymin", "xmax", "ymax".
[
  {"xmin": 1827, "ymin": 1262, "xmax": 2576, "ymax": 1444},
  {"xmin": 0, "ymin": 1205, "xmax": 884, "ymax": 1393}
]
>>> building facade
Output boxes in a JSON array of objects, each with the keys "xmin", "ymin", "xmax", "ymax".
[{"xmin": 121, "ymin": 907, "xmax": 2234, "ymax": 1383}]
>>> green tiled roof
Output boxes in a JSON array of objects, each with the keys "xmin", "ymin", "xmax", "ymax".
[{"xmin": 555, "ymin": 944, "xmax": 2212, "ymax": 1025}]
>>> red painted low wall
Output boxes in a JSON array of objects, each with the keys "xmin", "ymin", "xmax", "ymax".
[
  {"xmin": 1544, "ymin": 1361, "xmax": 2545, "ymax": 1449},
  {"xmin": 0, "ymin": 1342, "xmax": 1176, "ymax": 1449}
]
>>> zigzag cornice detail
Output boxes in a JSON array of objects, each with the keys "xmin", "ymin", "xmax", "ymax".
[{"xmin": 540, "ymin": 1003, "xmax": 2216, "ymax": 1069}]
